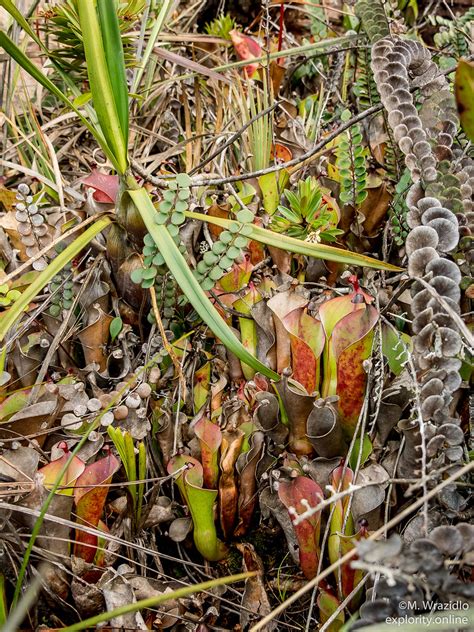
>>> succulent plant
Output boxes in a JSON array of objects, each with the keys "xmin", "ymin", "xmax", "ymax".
[
  {"xmin": 270, "ymin": 177, "xmax": 342, "ymax": 242},
  {"xmin": 47, "ymin": 251, "xmax": 74, "ymax": 317}
]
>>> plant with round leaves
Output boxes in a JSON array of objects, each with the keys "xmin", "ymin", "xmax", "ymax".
[
  {"xmin": 130, "ymin": 176, "xmax": 192, "ymax": 325},
  {"xmin": 0, "ymin": 284, "xmax": 21, "ymax": 308},
  {"xmin": 424, "ymin": 160, "xmax": 465, "ymax": 215},
  {"xmin": 130, "ymin": 175, "xmax": 190, "ymax": 287},
  {"xmin": 47, "ymin": 253, "xmax": 74, "ymax": 317},
  {"xmin": 389, "ymin": 169, "xmax": 412, "ymax": 246},
  {"xmin": 355, "ymin": 0, "xmax": 390, "ymax": 43},
  {"xmin": 14, "ymin": 183, "xmax": 52, "ymax": 271},
  {"xmin": 130, "ymin": 232, "xmax": 167, "ymax": 290},
  {"xmin": 194, "ymin": 207, "xmax": 254, "ymax": 291},
  {"xmin": 429, "ymin": 8, "xmax": 474, "ymax": 59},
  {"xmin": 370, "ymin": 36, "xmax": 457, "ymax": 183},
  {"xmin": 336, "ymin": 110, "xmax": 368, "ymax": 207}
]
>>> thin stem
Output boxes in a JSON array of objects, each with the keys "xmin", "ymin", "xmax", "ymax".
[{"xmin": 149, "ymin": 285, "xmax": 187, "ymax": 397}]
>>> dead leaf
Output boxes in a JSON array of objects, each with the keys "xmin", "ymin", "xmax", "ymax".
[
  {"xmin": 237, "ymin": 543, "xmax": 276, "ymax": 631},
  {"xmin": 82, "ymin": 170, "xmax": 119, "ymax": 203},
  {"xmin": 358, "ymin": 182, "xmax": 391, "ymax": 237}
]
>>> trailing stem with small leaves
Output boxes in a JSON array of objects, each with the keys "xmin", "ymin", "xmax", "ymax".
[{"xmin": 336, "ymin": 109, "xmax": 368, "ymax": 208}]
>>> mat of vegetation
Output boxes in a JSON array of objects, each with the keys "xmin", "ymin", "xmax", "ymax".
[{"xmin": 0, "ymin": 0, "xmax": 473, "ymax": 630}]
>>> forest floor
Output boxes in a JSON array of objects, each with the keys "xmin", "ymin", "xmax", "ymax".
[{"xmin": 0, "ymin": 1, "xmax": 473, "ymax": 631}]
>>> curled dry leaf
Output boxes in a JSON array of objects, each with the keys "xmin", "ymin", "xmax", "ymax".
[
  {"xmin": 237, "ymin": 542, "xmax": 276, "ymax": 631},
  {"xmin": 82, "ymin": 169, "xmax": 119, "ymax": 203},
  {"xmin": 275, "ymin": 374, "xmax": 315, "ymax": 456}
]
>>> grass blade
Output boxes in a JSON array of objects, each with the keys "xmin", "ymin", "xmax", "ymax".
[
  {"xmin": 0, "ymin": 30, "xmax": 119, "ymax": 171},
  {"xmin": 185, "ymin": 211, "xmax": 402, "ymax": 271},
  {"xmin": 154, "ymin": 47, "xmax": 232, "ymax": 85},
  {"xmin": 127, "ymin": 186, "xmax": 280, "ymax": 381},
  {"xmin": 0, "ymin": 574, "xmax": 6, "ymax": 626},
  {"xmin": 61, "ymin": 572, "xmax": 254, "ymax": 631},
  {"xmin": 97, "ymin": 0, "xmax": 129, "ymax": 140},
  {"xmin": 76, "ymin": 0, "xmax": 128, "ymax": 173},
  {"xmin": 0, "ymin": 217, "xmax": 111, "ymax": 342}
]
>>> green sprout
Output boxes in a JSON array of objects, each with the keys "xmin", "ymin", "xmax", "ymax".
[{"xmin": 270, "ymin": 177, "xmax": 343, "ymax": 242}]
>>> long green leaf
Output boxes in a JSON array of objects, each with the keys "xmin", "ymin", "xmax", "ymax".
[
  {"xmin": 186, "ymin": 211, "xmax": 402, "ymax": 271},
  {"xmin": 97, "ymin": 0, "xmax": 129, "ymax": 139},
  {"xmin": 76, "ymin": 0, "xmax": 128, "ymax": 173},
  {"xmin": 0, "ymin": 30, "xmax": 119, "ymax": 171},
  {"xmin": 60, "ymin": 572, "xmax": 254, "ymax": 632},
  {"xmin": 0, "ymin": 217, "xmax": 111, "ymax": 342},
  {"xmin": 127, "ymin": 187, "xmax": 280, "ymax": 381},
  {"xmin": 0, "ymin": 574, "xmax": 6, "ymax": 626}
]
